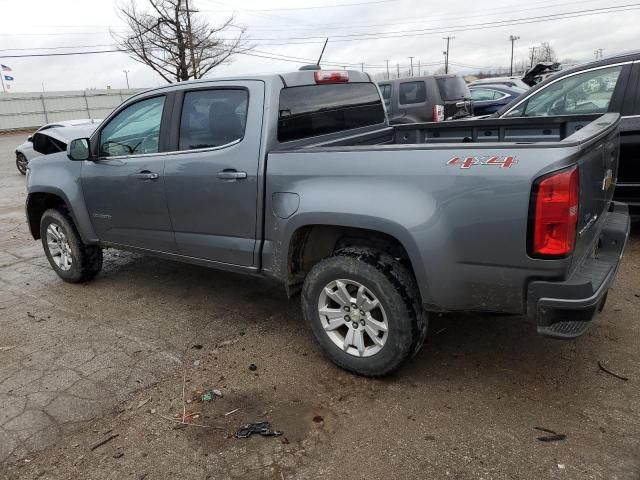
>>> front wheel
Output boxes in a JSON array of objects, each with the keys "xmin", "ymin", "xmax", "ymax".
[
  {"xmin": 301, "ymin": 247, "xmax": 427, "ymax": 376},
  {"xmin": 16, "ymin": 152, "xmax": 28, "ymax": 175},
  {"xmin": 40, "ymin": 208, "xmax": 103, "ymax": 283}
]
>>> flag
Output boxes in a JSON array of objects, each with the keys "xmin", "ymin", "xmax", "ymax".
[
  {"xmin": 1, "ymin": 64, "xmax": 11, "ymax": 71},
  {"xmin": 4, "ymin": 75, "xmax": 14, "ymax": 81}
]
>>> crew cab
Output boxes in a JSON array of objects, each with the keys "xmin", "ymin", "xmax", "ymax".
[
  {"xmin": 25, "ymin": 68, "xmax": 630, "ymax": 376},
  {"xmin": 494, "ymin": 50, "xmax": 640, "ymax": 216}
]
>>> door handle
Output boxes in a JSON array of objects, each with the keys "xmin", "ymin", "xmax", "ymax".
[
  {"xmin": 216, "ymin": 169, "xmax": 247, "ymax": 180},
  {"xmin": 133, "ymin": 171, "xmax": 159, "ymax": 180}
]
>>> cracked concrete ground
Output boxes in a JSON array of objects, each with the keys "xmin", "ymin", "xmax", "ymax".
[{"xmin": 0, "ymin": 131, "xmax": 639, "ymax": 479}]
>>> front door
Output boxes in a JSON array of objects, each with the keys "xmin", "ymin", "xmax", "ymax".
[
  {"xmin": 82, "ymin": 94, "xmax": 176, "ymax": 253},
  {"xmin": 163, "ymin": 82, "xmax": 264, "ymax": 266}
]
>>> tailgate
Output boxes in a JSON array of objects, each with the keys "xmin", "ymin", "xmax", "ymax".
[{"xmin": 568, "ymin": 113, "xmax": 621, "ymax": 268}]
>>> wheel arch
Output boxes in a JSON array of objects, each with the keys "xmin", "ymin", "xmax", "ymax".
[
  {"xmin": 276, "ymin": 216, "xmax": 430, "ymax": 305},
  {"xmin": 26, "ymin": 190, "xmax": 75, "ymax": 240}
]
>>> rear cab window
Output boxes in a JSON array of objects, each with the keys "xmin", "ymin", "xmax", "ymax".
[
  {"xmin": 379, "ymin": 84, "xmax": 392, "ymax": 106},
  {"xmin": 399, "ymin": 81, "xmax": 426, "ymax": 105},
  {"xmin": 436, "ymin": 76, "xmax": 470, "ymax": 101},
  {"xmin": 278, "ymin": 82, "xmax": 385, "ymax": 143}
]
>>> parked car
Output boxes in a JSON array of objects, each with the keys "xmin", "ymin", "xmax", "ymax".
[
  {"xmin": 468, "ymin": 76, "xmax": 530, "ymax": 90},
  {"xmin": 25, "ymin": 68, "xmax": 629, "ymax": 376},
  {"xmin": 469, "ymin": 85, "xmax": 526, "ymax": 116},
  {"xmin": 15, "ymin": 119, "xmax": 101, "ymax": 174},
  {"xmin": 494, "ymin": 50, "xmax": 640, "ymax": 216},
  {"xmin": 522, "ymin": 62, "xmax": 562, "ymax": 87},
  {"xmin": 378, "ymin": 74, "xmax": 473, "ymax": 123}
]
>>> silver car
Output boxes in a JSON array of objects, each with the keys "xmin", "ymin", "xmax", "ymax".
[{"xmin": 15, "ymin": 119, "xmax": 101, "ymax": 175}]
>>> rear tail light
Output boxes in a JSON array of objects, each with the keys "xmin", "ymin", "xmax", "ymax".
[
  {"xmin": 432, "ymin": 105, "xmax": 444, "ymax": 122},
  {"xmin": 530, "ymin": 166, "xmax": 579, "ymax": 257},
  {"xmin": 314, "ymin": 71, "xmax": 349, "ymax": 83}
]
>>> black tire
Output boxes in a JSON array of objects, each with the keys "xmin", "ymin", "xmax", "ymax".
[
  {"xmin": 16, "ymin": 152, "xmax": 28, "ymax": 175},
  {"xmin": 301, "ymin": 247, "xmax": 428, "ymax": 377},
  {"xmin": 40, "ymin": 208, "xmax": 103, "ymax": 283}
]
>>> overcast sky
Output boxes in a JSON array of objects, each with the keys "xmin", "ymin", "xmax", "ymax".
[{"xmin": 0, "ymin": 0, "xmax": 638, "ymax": 92}]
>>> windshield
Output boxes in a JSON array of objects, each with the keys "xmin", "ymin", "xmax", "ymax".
[{"xmin": 436, "ymin": 77, "xmax": 470, "ymax": 101}]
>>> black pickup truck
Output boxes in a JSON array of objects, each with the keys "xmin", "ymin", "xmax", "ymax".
[{"xmin": 496, "ymin": 50, "xmax": 640, "ymax": 216}]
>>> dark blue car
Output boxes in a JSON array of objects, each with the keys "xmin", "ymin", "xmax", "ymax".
[{"xmin": 469, "ymin": 85, "xmax": 526, "ymax": 116}]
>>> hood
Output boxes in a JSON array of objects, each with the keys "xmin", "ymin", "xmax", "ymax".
[{"xmin": 40, "ymin": 124, "xmax": 98, "ymax": 143}]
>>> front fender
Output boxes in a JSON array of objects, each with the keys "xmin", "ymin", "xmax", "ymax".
[{"xmin": 26, "ymin": 153, "xmax": 97, "ymax": 242}]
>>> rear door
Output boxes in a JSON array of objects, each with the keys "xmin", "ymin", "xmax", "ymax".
[
  {"xmin": 82, "ymin": 94, "xmax": 176, "ymax": 252},
  {"xmin": 163, "ymin": 81, "xmax": 264, "ymax": 267}
]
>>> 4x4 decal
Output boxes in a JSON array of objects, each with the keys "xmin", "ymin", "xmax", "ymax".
[{"xmin": 447, "ymin": 155, "xmax": 517, "ymax": 169}]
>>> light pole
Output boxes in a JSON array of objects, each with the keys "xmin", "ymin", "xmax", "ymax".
[
  {"xmin": 509, "ymin": 35, "xmax": 520, "ymax": 76},
  {"xmin": 385, "ymin": 59, "xmax": 389, "ymax": 79},
  {"xmin": 408, "ymin": 56, "xmax": 414, "ymax": 76},
  {"xmin": 442, "ymin": 36, "xmax": 454, "ymax": 74},
  {"xmin": 123, "ymin": 70, "xmax": 130, "ymax": 89}
]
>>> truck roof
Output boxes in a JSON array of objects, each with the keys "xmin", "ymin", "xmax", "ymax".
[{"xmin": 125, "ymin": 69, "xmax": 373, "ymax": 102}]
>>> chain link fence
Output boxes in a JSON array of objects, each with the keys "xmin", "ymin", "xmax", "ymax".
[{"xmin": 0, "ymin": 89, "xmax": 143, "ymax": 131}]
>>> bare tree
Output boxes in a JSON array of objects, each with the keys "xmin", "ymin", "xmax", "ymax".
[
  {"xmin": 113, "ymin": 0, "xmax": 250, "ymax": 83},
  {"xmin": 533, "ymin": 42, "xmax": 558, "ymax": 64}
]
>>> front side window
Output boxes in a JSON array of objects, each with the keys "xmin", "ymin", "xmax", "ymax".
[
  {"xmin": 399, "ymin": 81, "xmax": 426, "ymax": 104},
  {"xmin": 519, "ymin": 65, "xmax": 623, "ymax": 117},
  {"xmin": 99, "ymin": 96, "xmax": 165, "ymax": 157},
  {"xmin": 179, "ymin": 89, "xmax": 248, "ymax": 150}
]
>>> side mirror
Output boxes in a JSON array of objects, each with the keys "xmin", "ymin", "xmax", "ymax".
[
  {"xmin": 67, "ymin": 138, "xmax": 91, "ymax": 161},
  {"xmin": 27, "ymin": 136, "xmax": 33, "ymax": 142}
]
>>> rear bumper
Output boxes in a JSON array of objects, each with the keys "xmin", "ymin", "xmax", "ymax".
[{"xmin": 527, "ymin": 201, "xmax": 630, "ymax": 339}]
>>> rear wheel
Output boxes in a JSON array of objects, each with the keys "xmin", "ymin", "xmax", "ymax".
[
  {"xmin": 40, "ymin": 208, "xmax": 103, "ymax": 283},
  {"xmin": 301, "ymin": 247, "xmax": 427, "ymax": 376},
  {"xmin": 16, "ymin": 153, "xmax": 28, "ymax": 175}
]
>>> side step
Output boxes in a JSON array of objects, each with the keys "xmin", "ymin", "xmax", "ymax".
[{"xmin": 537, "ymin": 320, "xmax": 593, "ymax": 339}]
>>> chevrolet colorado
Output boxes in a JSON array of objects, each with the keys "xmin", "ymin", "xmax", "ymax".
[{"xmin": 25, "ymin": 69, "xmax": 630, "ymax": 376}]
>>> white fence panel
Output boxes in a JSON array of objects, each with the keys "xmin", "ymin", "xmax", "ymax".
[{"xmin": 0, "ymin": 89, "xmax": 143, "ymax": 131}]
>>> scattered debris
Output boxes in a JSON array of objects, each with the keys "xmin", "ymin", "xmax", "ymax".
[
  {"xmin": 90, "ymin": 434, "xmax": 119, "ymax": 451},
  {"xmin": 27, "ymin": 312, "xmax": 35, "ymax": 318},
  {"xmin": 598, "ymin": 361, "xmax": 629, "ymax": 382},
  {"xmin": 156, "ymin": 412, "xmax": 224, "ymax": 430},
  {"xmin": 558, "ymin": 464, "xmax": 566, "ymax": 469},
  {"xmin": 435, "ymin": 328, "xmax": 447, "ymax": 335},
  {"xmin": 312, "ymin": 415, "xmax": 324, "ymax": 423},
  {"xmin": 192, "ymin": 344, "xmax": 203, "ymax": 350},
  {"xmin": 281, "ymin": 437, "xmax": 290, "ymax": 445},
  {"xmin": 0, "ymin": 346, "xmax": 16, "ymax": 352},
  {"xmin": 150, "ymin": 409, "xmax": 156, "ymax": 414},
  {"xmin": 225, "ymin": 408, "xmax": 240, "ymax": 416},
  {"xmin": 534, "ymin": 427, "xmax": 567, "ymax": 442},
  {"xmin": 249, "ymin": 363, "xmax": 257, "ymax": 371},
  {"xmin": 236, "ymin": 421, "xmax": 283, "ymax": 439},
  {"xmin": 137, "ymin": 397, "xmax": 151, "ymax": 409},
  {"xmin": 113, "ymin": 452, "xmax": 124, "ymax": 459},
  {"xmin": 193, "ymin": 360, "xmax": 201, "ymax": 367}
]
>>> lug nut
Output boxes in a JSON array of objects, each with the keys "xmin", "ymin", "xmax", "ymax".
[
  {"xmin": 344, "ymin": 306, "xmax": 350, "ymax": 312},
  {"xmin": 360, "ymin": 320, "xmax": 365, "ymax": 326},
  {"xmin": 351, "ymin": 303, "xmax": 357, "ymax": 309},
  {"xmin": 352, "ymin": 322, "xmax": 358, "ymax": 329},
  {"xmin": 344, "ymin": 315, "xmax": 350, "ymax": 321}
]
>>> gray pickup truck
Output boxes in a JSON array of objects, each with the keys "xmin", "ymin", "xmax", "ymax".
[{"xmin": 25, "ymin": 69, "xmax": 630, "ymax": 376}]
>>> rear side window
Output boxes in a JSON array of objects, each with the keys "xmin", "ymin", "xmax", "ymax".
[
  {"xmin": 278, "ymin": 83, "xmax": 385, "ymax": 142},
  {"xmin": 521, "ymin": 65, "xmax": 623, "ymax": 117},
  {"xmin": 470, "ymin": 89, "xmax": 497, "ymax": 101},
  {"xmin": 179, "ymin": 89, "xmax": 248, "ymax": 150},
  {"xmin": 399, "ymin": 81, "xmax": 426, "ymax": 104}
]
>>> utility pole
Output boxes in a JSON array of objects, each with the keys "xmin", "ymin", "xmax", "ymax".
[
  {"xmin": 397, "ymin": 63, "xmax": 400, "ymax": 78},
  {"xmin": 408, "ymin": 56, "xmax": 414, "ymax": 76},
  {"xmin": 417, "ymin": 60, "xmax": 421, "ymax": 76},
  {"xmin": 123, "ymin": 70, "xmax": 130, "ymax": 89},
  {"xmin": 594, "ymin": 48, "xmax": 604, "ymax": 60},
  {"xmin": 528, "ymin": 47, "xmax": 537, "ymax": 68},
  {"xmin": 184, "ymin": 0, "xmax": 197, "ymax": 78},
  {"xmin": 442, "ymin": 36, "xmax": 454, "ymax": 74},
  {"xmin": 385, "ymin": 59, "xmax": 389, "ymax": 79},
  {"xmin": 509, "ymin": 35, "xmax": 520, "ymax": 76},
  {"xmin": 361, "ymin": 62, "xmax": 364, "ymax": 72}
]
